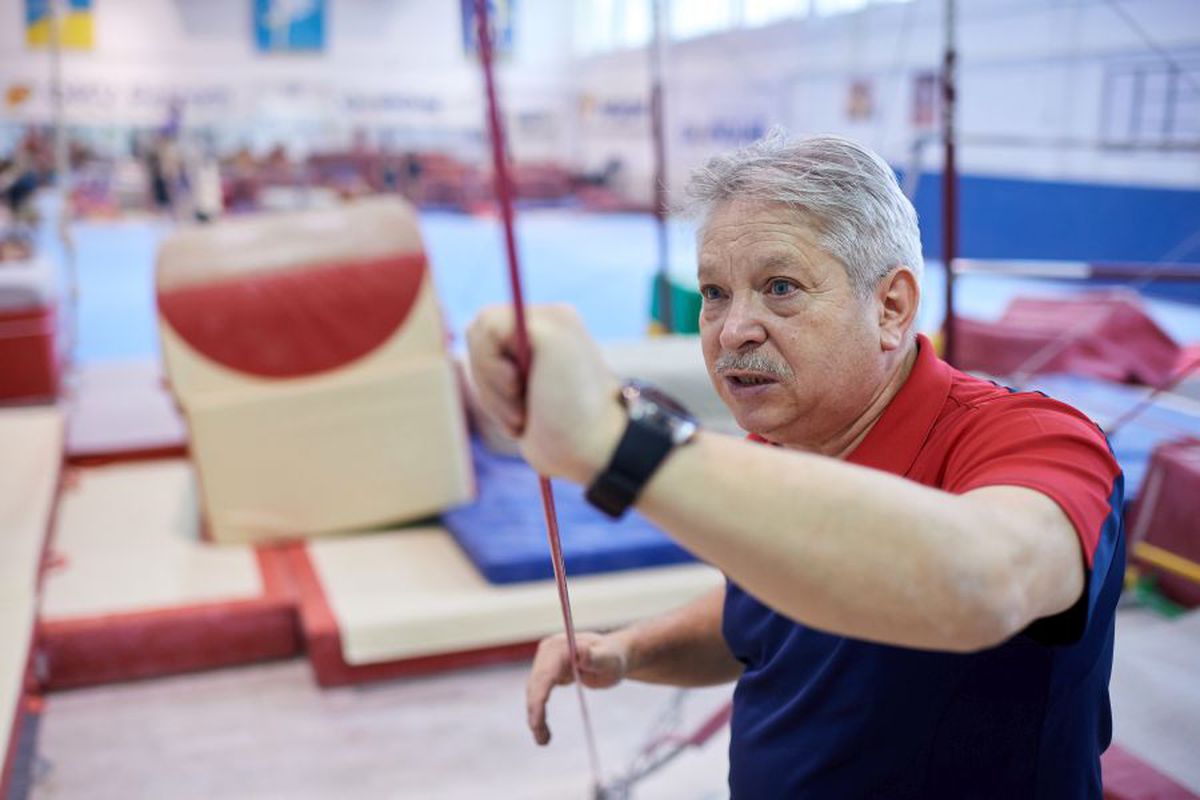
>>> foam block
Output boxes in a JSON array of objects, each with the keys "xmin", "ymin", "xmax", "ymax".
[
  {"xmin": 443, "ymin": 442, "xmax": 698, "ymax": 583},
  {"xmin": 38, "ymin": 460, "xmax": 298, "ymax": 689},
  {"xmin": 956, "ymin": 292, "xmax": 1181, "ymax": 387},
  {"xmin": 185, "ymin": 358, "xmax": 469, "ymax": 544},
  {"xmin": 156, "ymin": 197, "xmax": 473, "ymax": 543},
  {"xmin": 1127, "ymin": 439, "xmax": 1200, "ymax": 607},
  {"xmin": 65, "ymin": 359, "xmax": 187, "ymax": 464},
  {"xmin": 282, "ymin": 526, "xmax": 723, "ymax": 686},
  {"xmin": 0, "ymin": 255, "xmax": 59, "ymax": 402},
  {"xmin": 0, "ymin": 406, "xmax": 63, "ymax": 598}
]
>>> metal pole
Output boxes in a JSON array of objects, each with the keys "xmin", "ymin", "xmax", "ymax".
[
  {"xmin": 940, "ymin": 0, "xmax": 958, "ymax": 365},
  {"xmin": 650, "ymin": 0, "xmax": 673, "ymax": 333}
]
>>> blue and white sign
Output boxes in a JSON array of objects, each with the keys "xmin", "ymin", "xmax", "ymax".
[
  {"xmin": 254, "ymin": 0, "xmax": 325, "ymax": 53},
  {"xmin": 461, "ymin": 0, "xmax": 514, "ymax": 58}
]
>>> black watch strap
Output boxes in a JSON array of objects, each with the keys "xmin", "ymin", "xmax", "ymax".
[{"xmin": 585, "ymin": 419, "xmax": 675, "ymax": 519}]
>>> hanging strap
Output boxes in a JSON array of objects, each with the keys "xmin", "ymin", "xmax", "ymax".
[{"xmin": 472, "ymin": 0, "xmax": 604, "ymax": 791}]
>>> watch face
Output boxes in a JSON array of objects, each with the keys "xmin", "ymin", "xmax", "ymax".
[{"xmin": 620, "ymin": 380, "xmax": 699, "ymax": 444}]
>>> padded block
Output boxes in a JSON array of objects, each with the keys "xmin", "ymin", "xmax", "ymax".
[
  {"xmin": 0, "ymin": 305, "xmax": 58, "ymax": 402},
  {"xmin": 0, "ymin": 406, "xmax": 63, "ymax": 599},
  {"xmin": 0, "ymin": 255, "xmax": 60, "ymax": 401},
  {"xmin": 186, "ymin": 358, "xmax": 472, "ymax": 543},
  {"xmin": 1025, "ymin": 374, "xmax": 1200, "ymax": 497},
  {"xmin": 443, "ymin": 442, "xmax": 697, "ymax": 584},
  {"xmin": 156, "ymin": 198, "xmax": 473, "ymax": 544},
  {"xmin": 282, "ymin": 527, "xmax": 723, "ymax": 685},
  {"xmin": 1127, "ymin": 439, "xmax": 1200, "ymax": 607},
  {"xmin": 956, "ymin": 292, "xmax": 1181, "ymax": 386},
  {"xmin": 65, "ymin": 359, "xmax": 187, "ymax": 464},
  {"xmin": 38, "ymin": 461, "xmax": 298, "ymax": 689}
]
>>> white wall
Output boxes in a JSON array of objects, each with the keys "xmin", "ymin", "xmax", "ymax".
[
  {"xmin": 0, "ymin": 0, "xmax": 575, "ymax": 161},
  {"xmin": 574, "ymin": 0, "xmax": 1200, "ymax": 201},
  {"xmin": 2, "ymin": 0, "xmax": 1197, "ymax": 190}
]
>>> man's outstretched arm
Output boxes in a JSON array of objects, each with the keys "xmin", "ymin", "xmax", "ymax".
[{"xmin": 468, "ymin": 305, "xmax": 1088, "ymax": 655}]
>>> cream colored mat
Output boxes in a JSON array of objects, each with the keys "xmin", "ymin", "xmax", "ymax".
[
  {"xmin": 0, "ymin": 596, "xmax": 33, "ymax": 760},
  {"xmin": 0, "ymin": 405, "xmax": 63, "ymax": 598},
  {"xmin": 40, "ymin": 461, "xmax": 263, "ymax": 620},
  {"xmin": 309, "ymin": 527, "xmax": 724, "ymax": 665}
]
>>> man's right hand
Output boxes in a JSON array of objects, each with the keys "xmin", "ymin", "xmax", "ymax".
[{"xmin": 526, "ymin": 631, "xmax": 630, "ymax": 745}]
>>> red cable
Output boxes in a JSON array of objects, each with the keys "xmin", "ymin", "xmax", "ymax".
[{"xmin": 473, "ymin": 0, "xmax": 604, "ymax": 790}]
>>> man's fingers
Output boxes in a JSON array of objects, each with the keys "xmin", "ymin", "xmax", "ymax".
[
  {"xmin": 473, "ymin": 379, "xmax": 525, "ymax": 436},
  {"xmin": 477, "ymin": 357, "xmax": 522, "ymax": 403},
  {"xmin": 526, "ymin": 644, "xmax": 572, "ymax": 746},
  {"xmin": 467, "ymin": 307, "xmax": 528, "ymax": 436}
]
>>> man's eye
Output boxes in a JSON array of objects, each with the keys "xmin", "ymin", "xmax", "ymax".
[
  {"xmin": 768, "ymin": 279, "xmax": 796, "ymax": 296},
  {"xmin": 701, "ymin": 285, "xmax": 724, "ymax": 301}
]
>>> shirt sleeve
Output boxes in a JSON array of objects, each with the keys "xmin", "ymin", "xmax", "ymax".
[{"xmin": 941, "ymin": 396, "xmax": 1124, "ymax": 644}]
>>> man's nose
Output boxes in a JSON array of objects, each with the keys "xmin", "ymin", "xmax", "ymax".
[{"xmin": 718, "ymin": 294, "xmax": 767, "ymax": 352}]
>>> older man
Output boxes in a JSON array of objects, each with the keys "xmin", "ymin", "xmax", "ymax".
[{"xmin": 466, "ymin": 133, "xmax": 1123, "ymax": 799}]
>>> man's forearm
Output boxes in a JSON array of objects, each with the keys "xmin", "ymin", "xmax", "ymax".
[
  {"xmin": 633, "ymin": 431, "xmax": 1067, "ymax": 652},
  {"xmin": 612, "ymin": 587, "xmax": 742, "ymax": 686}
]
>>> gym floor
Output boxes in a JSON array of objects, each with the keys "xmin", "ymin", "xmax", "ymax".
[{"xmin": 22, "ymin": 607, "xmax": 1197, "ymax": 798}]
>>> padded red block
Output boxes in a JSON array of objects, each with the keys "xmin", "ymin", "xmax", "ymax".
[
  {"xmin": 1127, "ymin": 438, "xmax": 1200, "ymax": 607},
  {"xmin": 38, "ymin": 550, "xmax": 300, "ymax": 690},
  {"xmin": 955, "ymin": 292, "xmax": 1181, "ymax": 386},
  {"xmin": 0, "ymin": 305, "xmax": 58, "ymax": 401}
]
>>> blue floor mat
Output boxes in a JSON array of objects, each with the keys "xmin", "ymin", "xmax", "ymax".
[
  {"xmin": 1026, "ymin": 373, "xmax": 1200, "ymax": 498},
  {"xmin": 442, "ymin": 441, "xmax": 697, "ymax": 584}
]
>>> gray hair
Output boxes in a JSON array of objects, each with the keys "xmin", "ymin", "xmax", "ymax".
[{"xmin": 685, "ymin": 130, "xmax": 924, "ymax": 296}]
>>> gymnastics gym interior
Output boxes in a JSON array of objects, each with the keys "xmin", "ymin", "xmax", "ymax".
[{"xmin": 1, "ymin": 0, "xmax": 1199, "ymax": 797}]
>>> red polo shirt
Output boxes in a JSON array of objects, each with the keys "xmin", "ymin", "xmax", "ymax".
[
  {"xmin": 847, "ymin": 333, "xmax": 1121, "ymax": 565},
  {"xmin": 727, "ymin": 334, "xmax": 1125, "ymax": 799}
]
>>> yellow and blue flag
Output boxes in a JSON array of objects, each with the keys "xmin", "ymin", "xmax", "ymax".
[{"xmin": 26, "ymin": 0, "xmax": 94, "ymax": 50}]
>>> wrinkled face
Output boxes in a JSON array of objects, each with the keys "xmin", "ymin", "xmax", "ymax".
[{"xmin": 698, "ymin": 199, "xmax": 888, "ymax": 448}]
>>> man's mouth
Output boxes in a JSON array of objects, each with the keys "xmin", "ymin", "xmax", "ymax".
[{"xmin": 725, "ymin": 373, "xmax": 778, "ymax": 387}]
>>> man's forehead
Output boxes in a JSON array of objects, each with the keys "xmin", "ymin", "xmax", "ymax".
[{"xmin": 698, "ymin": 216, "xmax": 829, "ymax": 277}]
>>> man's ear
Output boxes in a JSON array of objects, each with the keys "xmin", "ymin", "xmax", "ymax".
[{"xmin": 875, "ymin": 267, "xmax": 919, "ymax": 351}]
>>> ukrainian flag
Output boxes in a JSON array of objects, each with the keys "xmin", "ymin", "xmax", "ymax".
[{"xmin": 26, "ymin": 0, "xmax": 94, "ymax": 50}]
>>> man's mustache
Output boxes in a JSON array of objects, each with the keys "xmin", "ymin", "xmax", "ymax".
[{"xmin": 714, "ymin": 351, "xmax": 794, "ymax": 380}]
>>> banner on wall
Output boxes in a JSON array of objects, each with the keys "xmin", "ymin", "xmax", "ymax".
[
  {"xmin": 25, "ymin": 0, "xmax": 94, "ymax": 50},
  {"xmin": 254, "ymin": 0, "xmax": 325, "ymax": 53},
  {"xmin": 912, "ymin": 71, "xmax": 938, "ymax": 129},
  {"xmin": 461, "ymin": 0, "xmax": 514, "ymax": 58},
  {"xmin": 845, "ymin": 78, "xmax": 874, "ymax": 122}
]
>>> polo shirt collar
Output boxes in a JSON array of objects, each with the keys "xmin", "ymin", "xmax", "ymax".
[{"xmin": 845, "ymin": 334, "xmax": 952, "ymax": 475}]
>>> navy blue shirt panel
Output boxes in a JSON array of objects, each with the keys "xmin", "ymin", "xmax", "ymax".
[{"xmin": 722, "ymin": 480, "xmax": 1124, "ymax": 799}]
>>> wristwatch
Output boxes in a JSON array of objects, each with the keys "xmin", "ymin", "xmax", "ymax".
[{"xmin": 585, "ymin": 380, "xmax": 699, "ymax": 519}]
